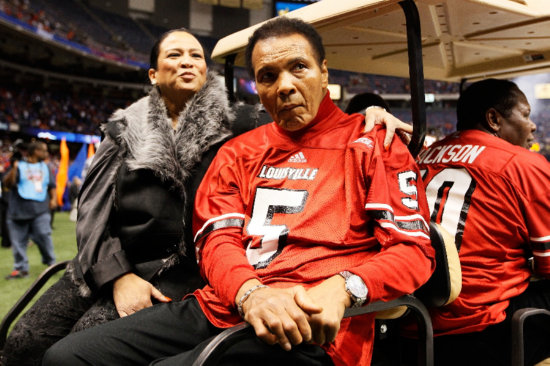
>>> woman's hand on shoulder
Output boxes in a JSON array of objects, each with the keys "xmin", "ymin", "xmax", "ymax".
[
  {"xmin": 112, "ymin": 272, "xmax": 171, "ymax": 317},
  {"xmin": 363, "ymin": 106, "xmax": 412, "ymax": 149}
]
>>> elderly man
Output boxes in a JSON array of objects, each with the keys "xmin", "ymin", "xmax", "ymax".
[
  {"xmin": 411, "ymin": 79, "xmax": 550, "ymax": 366},
  {"xmin": 44, "ymin": 17, "xmax": 434, "ymax": 366}
]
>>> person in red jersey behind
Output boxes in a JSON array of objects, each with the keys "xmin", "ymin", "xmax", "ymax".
[
  {"xmin": 43, "ymin": 17, "xmax": 434, "ymax": 366},
  {"xmin": 413, "ymin": 78, "xmax": 550, "ymax": 366}
]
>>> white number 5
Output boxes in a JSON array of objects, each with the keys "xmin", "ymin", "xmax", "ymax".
[
  {"xmin": 398, "ymin": 171, "xmax": 419, "ymax": 210},
  {"xmin": 246, "ymin": 187, "xmax": 308, "ymax": 268}
]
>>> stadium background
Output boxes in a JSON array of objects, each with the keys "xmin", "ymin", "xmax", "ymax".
[{"xmin": 0, "ymin": 0, "xmax": 549, "ymax": 205}]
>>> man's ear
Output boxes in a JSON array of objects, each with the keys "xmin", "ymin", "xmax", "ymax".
[
  {"xmin": 485, "ymin": 108, "xmax": 500, "ymax": 133},
  {"xmin": 320, "ymin": 59, "xmax": 329, "ymax": 89}
]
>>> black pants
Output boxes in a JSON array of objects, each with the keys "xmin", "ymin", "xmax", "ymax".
[
  {"xmin": 43, "ymin": 297, "xmax": 334, "ymax": 366},
  {"xmin": 400, "ymin": 280, "xmax": 550, "ymax": 366}
]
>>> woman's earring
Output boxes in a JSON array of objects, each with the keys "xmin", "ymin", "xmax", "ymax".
[{"xmin": 151, "ymin": 80, "xmax": 157, "ymax": 85}]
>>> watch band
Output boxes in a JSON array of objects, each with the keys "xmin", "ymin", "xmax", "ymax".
[{"xmin": 339, "ymin": 271, "xmax": 368, "ymax": 307}]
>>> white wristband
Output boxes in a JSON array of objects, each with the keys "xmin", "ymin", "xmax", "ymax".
[{"xmin": 237, "ymin": 284, "xmax": 268, "ymax": 318}]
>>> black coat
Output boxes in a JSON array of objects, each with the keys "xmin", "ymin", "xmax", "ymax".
[{"xmin": 71, "ymin": 73, "xmax": 268, "ymax": 299}]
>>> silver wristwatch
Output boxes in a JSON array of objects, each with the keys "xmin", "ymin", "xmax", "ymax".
[{"xmin": 339, "ymin": 271, "xmax": 368, "ymax": 308}]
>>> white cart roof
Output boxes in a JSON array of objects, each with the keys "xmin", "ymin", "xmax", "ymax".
[{"xmin": 211, "ymin": 0, "xmax": 550, "ymax": 81}]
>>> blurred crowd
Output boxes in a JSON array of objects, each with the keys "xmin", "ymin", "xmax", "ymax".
[
  {"xmin": 1, "ymin": 84, "xmax": 550, "ymax": 161},
  {"xmin": 0, "ymin": 86, "xmax": 131, "ymax": 135},
  {"xmin": 1, "ymin": 0, "xmax": 549, "ymax": 162},
  {"xmin": 0, "ymin": 0, "xmax": 149, "ymax": 65}
]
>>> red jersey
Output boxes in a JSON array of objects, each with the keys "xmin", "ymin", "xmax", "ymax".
[
  {"xmin": 192, "ymin": 95, "xmax": 434, "ymax": 365},
  {"xmin": 418, "ymin": 129, "xmax": 550, "ymax": 335}
]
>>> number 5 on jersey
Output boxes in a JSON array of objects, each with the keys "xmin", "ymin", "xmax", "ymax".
[{"xmin": 246, "ymin": 187, "xmax": 308, "ymax": 269}]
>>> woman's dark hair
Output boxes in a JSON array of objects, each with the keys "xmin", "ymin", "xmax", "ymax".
[
  {"xmin": 345, "ymin": 92, "xmax": 391, "ymax": 114},
  {"xmin": 456, "ymin": 78, "xmax": 524, "ymax": 131},
  {"xmin": 245, "ymin": 17, "xmax": 325, "ymax": 78},
  {"xmin": 149, "ymin": 28, "xmax": 209, "ymax": 69}
]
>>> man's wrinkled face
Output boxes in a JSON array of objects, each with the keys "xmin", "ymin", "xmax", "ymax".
[{"xmin": 251, "ymin": 33, "xmax": 328, "ymax": 131}]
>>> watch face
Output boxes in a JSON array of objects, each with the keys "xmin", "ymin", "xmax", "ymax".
[{"xmin": 348, "ymin": 275, "xmax": 368, "ymax": 298}]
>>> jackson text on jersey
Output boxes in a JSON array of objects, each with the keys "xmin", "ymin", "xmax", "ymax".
[{"xmin": 417, "ymin": 144, "xmax": 485, "ymax": 165}]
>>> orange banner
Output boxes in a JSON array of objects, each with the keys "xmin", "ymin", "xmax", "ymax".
[
  {"xmin": 56, "ymin": 138, "xmax": 69, "ymax": 206},
  {"xmin": 87, "ymin": 143, "xmax": 95, "ymax": 158}
]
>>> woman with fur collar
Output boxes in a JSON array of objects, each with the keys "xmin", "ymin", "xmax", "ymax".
[{"xmin": 1, "ymin": 29, "xmax": 251, "ymax": 366}]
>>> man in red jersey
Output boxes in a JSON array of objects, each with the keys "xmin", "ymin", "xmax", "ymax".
[
  {"xmin": 43, "ymin": 17, "xmax": 434, "ymax": 366},
  {"xmin": 414, "ymin": 78, "xmax": 550, "ymax": 366}
]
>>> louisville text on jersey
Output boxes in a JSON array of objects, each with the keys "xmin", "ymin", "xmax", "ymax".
[
  {"xmin": 417, "ymin": 144, "xmax": 486, "ymax": 165},
  {"xmin": 257, "ymin": 165, "xmax": 319, "ymax": 181}
]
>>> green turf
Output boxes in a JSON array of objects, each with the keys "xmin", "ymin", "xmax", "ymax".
[{"xmin": 0, "ymin": 211, "xmax": 77, "ymax": 326}]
